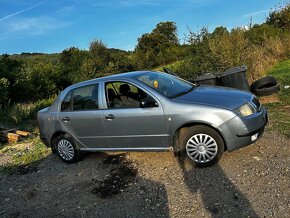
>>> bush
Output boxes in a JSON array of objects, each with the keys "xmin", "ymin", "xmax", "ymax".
[
  {"xmin": 0, "ymin": 78, "xmax": 9, "ymax": 105},
  {"xmin": 0, "ymin": 95, "xmax": 56, "ymax": 126}
]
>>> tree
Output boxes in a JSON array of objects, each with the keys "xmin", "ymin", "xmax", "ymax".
[
  {"xmin": 59, "ymin": 47, "xmax": 88, "ymax": 88},
  {"xmin": 0, "ymin": 54, "xmax": 23, "ymax": 102},
  {"xmin": 152, "ymin": 22, "xmax": 179, "ymax": 44},
  {"xmin": 184, "ymin": 27, "xmax": 217, "ymax": 75},
  {"xmin": 134, "ymin": 21, "xmax": 181, "ymax": 69},
  {"xmin": 89, "ymin": 39, "xmax": 110, "ymax": 61},
  {"xmin": 14, "ymin": 59, "xmax": 58, "ymax": 101},
  {"xmin": 245, "ymin": 23, "xmax": 281, "ymax": 45},
  {"xmin": 267, "ymin": 3, "xmax": 290, "ymax": 31}
]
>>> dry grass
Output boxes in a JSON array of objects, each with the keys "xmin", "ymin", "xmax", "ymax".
[{"xmin": 259, "ymin": 94, "xmax": 280, "ymax": 104}]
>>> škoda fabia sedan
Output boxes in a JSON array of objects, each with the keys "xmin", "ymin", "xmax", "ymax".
[{"xmin": 38, "ymin": 71, "xmax": 268, "ymax": 166}]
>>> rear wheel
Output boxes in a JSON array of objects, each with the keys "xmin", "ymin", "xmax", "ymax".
[
  {"xmin": 180, "ymin": 125, "xmax": 224, "ymax": 167},
  {"xmin": 54, "ymin": 134, "xmax": 81, "ymax": 163}
]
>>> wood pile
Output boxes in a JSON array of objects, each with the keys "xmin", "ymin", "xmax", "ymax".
[{"xmin": 0, "ymin": 127, "xmax": 30, "ymax": 143}]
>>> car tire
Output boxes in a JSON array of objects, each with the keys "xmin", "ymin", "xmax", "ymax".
[
  {"xmin": 179, "ymin": 125, "xmax": 224, "ymax": 167},
  {"xmin": 250, "ymin": 76, "xmax": 277, "ymax": 91},
  {"xmin": 54, "ymin": 134, "xmax": 81, "ymax": 163},
  {"xmin": 253, "ymin": 83, "xmax": 280, "ymax": 96}
]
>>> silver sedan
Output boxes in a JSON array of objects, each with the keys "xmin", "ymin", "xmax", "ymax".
[{"xmin": 38, "ymin": 71, "xmax": 268, "ymax": 167}]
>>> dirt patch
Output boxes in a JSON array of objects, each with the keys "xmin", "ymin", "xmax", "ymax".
[
  {"xmin": 3, "ymin": 164, "xmax": 39, "ymax": 176},
  {"xmin": 25, "ymin": 189, "xmax": 37, "ymax": 200},
  {"xmin": 259, "ymin": 94, "xmax": 280, "ymax": 104},
  {"xmin": 91, "ymin": 154, "xmax": 138, "ymax": 198},
  {"xmin": 14, "ymin": 164, "xmax": 39, "ymax": 175},
  {"xmin": 102, "ymin": 153, "xmax": 126, "ymax": 164}
]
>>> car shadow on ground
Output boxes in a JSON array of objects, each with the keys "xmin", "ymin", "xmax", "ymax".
[
  {"xmin": 178, "ymin": 157, "xmax": 259, "ymax": 218},
  {"xmin": 0, "ymin": 152, "xmax": 170, "ymax": 218}
]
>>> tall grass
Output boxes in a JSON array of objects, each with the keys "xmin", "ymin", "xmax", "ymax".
[{"xmin": 0, "ymin": 95, "xmax": 57, "ymax": 130}]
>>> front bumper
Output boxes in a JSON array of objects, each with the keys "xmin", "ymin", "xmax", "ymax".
[{"xmin": 219, "ymin": 106, "xmax": 268, "ymax": 151}]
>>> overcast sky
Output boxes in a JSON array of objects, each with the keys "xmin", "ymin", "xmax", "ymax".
[{"xmin": 0, "ymin": 0, "xmax": 281, "ymax": 54}]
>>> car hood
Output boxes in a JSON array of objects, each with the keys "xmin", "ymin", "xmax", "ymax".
[{"xmin": 172, "ymin": 85, "xmax": 253, "ymax": 110}]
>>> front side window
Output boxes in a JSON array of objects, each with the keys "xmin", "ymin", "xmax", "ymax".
[
  {"xmin": 105, "ymin": 81, "xmax": 155, "ymax": 109},
  {"xmin": 137, "ymin": 72, "xmax": 194, "ymax": 98},
  {"xmin": 61, "ymin": 84, "xmax": 99, "ymax": 111}
]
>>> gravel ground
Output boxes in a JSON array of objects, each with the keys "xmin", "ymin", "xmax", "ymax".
[{"xmin": 0, "ymin": 130, "xmax": 289, "ymax": 218}]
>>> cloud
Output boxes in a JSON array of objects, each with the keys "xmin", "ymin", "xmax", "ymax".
[
  {"xmin": 9, "ymin": 17, "xmax": 55, "ymax": 35},
  {"xmin": 243, "ymin": 9, "xmax": 270, "ymax": 18},
  {"xmin": 0, "ymin": 17, "xmax": 70, "ymax": 40},
  {"xmin": 56, "ymin": 5, "xmax": 76, "ymax": 16},
  {"xmin": 0, "ymin": 1, "xmax": 47, "ymax": 23}
]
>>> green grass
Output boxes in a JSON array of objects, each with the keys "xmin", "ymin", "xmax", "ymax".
[
  {"xmin": 0, "ymin": 137, "xmax": 51, "ymax": 175},
  {"xmin": 153, "ymin": 60, "xmax": 185, "ymax": 72},
  {"xmin": 263, "ymin": 59, "xmax": 290, "ymax": 137}
]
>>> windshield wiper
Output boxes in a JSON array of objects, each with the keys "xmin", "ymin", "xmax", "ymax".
[{"xmin": 169, "ymin": 86, "xmax": 196, "ymax": 99}]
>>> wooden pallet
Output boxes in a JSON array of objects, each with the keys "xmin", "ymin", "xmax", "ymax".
[{"xmin": 0, "ymin": 127, "xmax": 30, "ymax": 143}]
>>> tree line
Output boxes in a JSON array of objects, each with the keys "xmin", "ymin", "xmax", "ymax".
[{"xmin": 0, "ymin": 3, "xmax": 289, "ymax": 106}]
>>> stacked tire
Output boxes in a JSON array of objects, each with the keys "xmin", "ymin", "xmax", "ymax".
[{"xmin": 250, "ymin": 76, "xmax": 280, "ymax": 96}]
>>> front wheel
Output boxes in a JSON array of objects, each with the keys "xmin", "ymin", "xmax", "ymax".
[{"xmin": 180, "ymin": 125, "xmax": 224, "ymax": 167}]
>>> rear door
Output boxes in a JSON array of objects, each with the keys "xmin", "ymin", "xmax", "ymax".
[
  {"xmin": 58, "ymin": 83, "xmax": 107, "ymax": 148},
  {"xmin": 102, "ymin": 81, "xmax": 168, "ymax": 149}
]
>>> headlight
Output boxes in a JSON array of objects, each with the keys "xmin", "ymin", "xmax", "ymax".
[{"xmin": 238, "ymin": 103, "xmax": 255, "ymax": 117}]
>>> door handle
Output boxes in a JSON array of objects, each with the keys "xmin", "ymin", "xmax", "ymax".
[
  {"xmin": 62, "ymin": 117, "xmax": 70, "ymax": 122},
  {"xmin": 105, "ymin": 114, "xmax": 115, "ymax": 120}
]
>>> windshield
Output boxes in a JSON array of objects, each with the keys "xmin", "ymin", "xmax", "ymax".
[{"xmin": 136, "ymin": 72, "xmax": 195, "ymax": 98}]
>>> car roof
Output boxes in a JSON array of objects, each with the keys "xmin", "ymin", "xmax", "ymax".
[{"xmin": 72, "ymin": 70, "xmax": 157, "ymax": 87}]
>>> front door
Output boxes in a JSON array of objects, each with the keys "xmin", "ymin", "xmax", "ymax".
[
  {"xmin": 58, "ymin": 83, "xmax": 107, "ymax": 148},
  {"xmin": 103, "ymin": 81, "xmax": 168, "ymax": 149}
]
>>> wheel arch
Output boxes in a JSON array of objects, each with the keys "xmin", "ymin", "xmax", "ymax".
[
  {"xmin": 51, "ymin": 131, "xmax": 67, "ymax": 148},
  {"xmin": 172, "ymin": 121, "xmax": 228, "ymax": 155}
]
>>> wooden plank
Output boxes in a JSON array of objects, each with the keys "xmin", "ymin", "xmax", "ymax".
[
  {"xmin": 8, "ymin": 138, "xmax": 19, "ymax": 143},
  {"xmin": 0, "ymin": 127, "xmax": 29, "ymax": 143},
  {"xmin": 7, "ymin": 133, "xmax": 21, "ymax": 143},
  {"xmin": 16, "ymin": 130, "xmax": 30, "ymax": 137}
]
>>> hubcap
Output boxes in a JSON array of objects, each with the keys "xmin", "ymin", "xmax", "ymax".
[
  {"xmin": 57, "ymin": 139, "xmax": 75, "ymax": 161},
  {"xmin": 186, "ymin": 134, "xmax": 218, "ymax": 163}
]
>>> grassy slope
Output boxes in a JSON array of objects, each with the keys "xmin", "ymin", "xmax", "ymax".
[
  {"xmin": 263, "ymin": 59, "xmax": 290, "ymax": 137},
  {"xmin": 153, "ymin": 60, "xmax": 184, "ymax": 72}
]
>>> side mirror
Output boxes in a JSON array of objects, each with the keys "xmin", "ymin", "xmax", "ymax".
[{"xmin": 140, "ymin": 98, "xmax": 158, "ymax": 108}]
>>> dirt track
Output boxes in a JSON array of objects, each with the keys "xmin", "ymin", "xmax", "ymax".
[{"xmin": 0, "ymin": 130, "xmax": 289, "ymax": 218}]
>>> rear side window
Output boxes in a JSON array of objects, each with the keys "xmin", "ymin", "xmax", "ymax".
[
  {"xmin": 61, "ymin": 91, "xmax": 72, "ymax": 111},
  {"xmin": 61, "ymin": 84, "xmax": 99, "ymax": 112}
]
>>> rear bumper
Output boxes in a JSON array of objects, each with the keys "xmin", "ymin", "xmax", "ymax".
[{"xmin": 219, "ymin": 106, "xmax": 268, "ymax": 151}]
